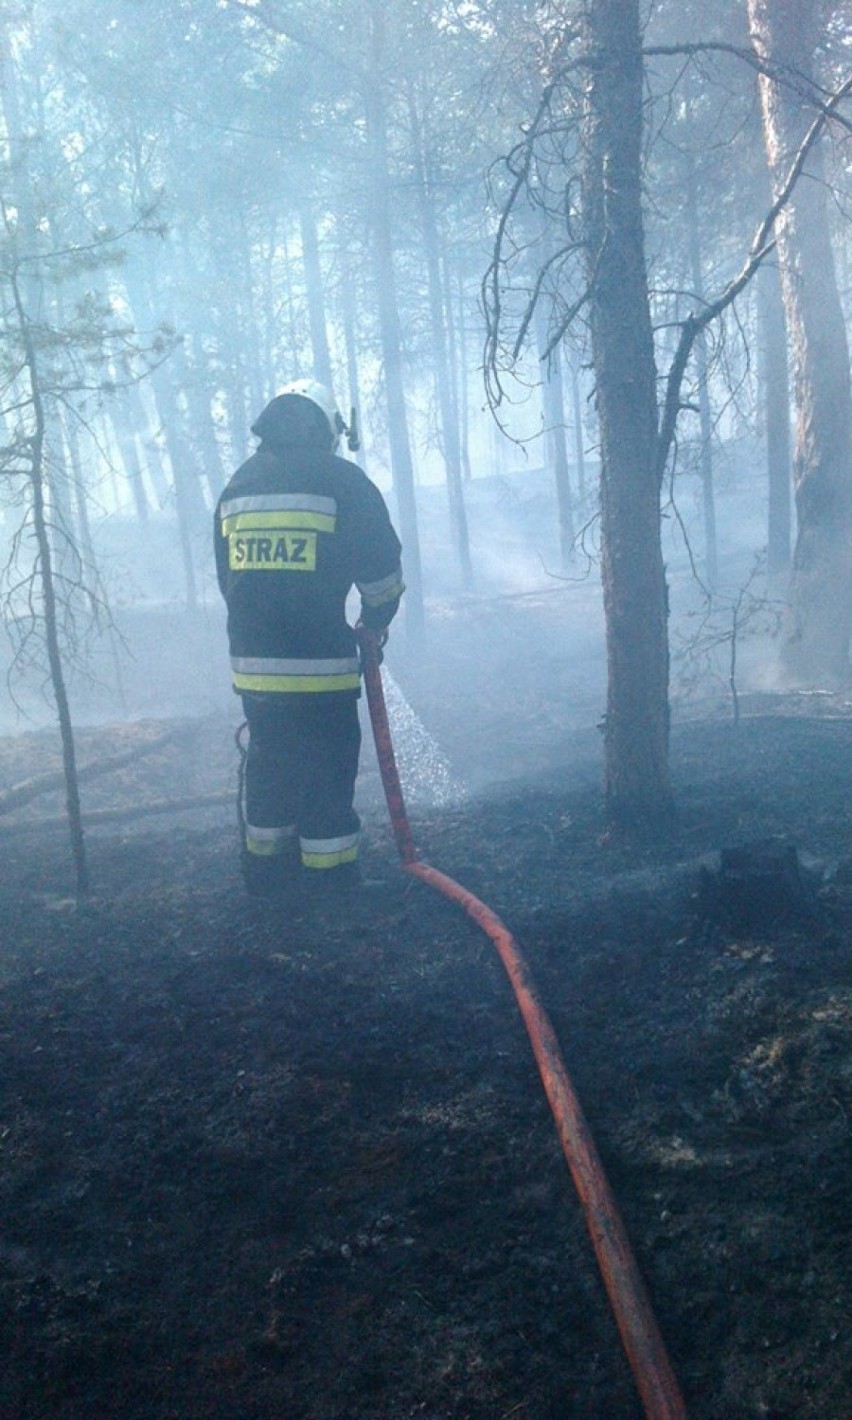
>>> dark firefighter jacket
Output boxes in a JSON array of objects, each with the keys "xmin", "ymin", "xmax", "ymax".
[{"xmin": 214, "ymin": 442, "xmax": 404, "ymax": 695}]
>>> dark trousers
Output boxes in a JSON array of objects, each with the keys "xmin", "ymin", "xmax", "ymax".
[{"xmin": 241, "ymin": 692, "xmax": 361, "ymax": 868}]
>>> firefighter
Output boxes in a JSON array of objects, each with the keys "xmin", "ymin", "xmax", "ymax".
[{"xmin": 214, "ymin": 379, "xmax": 404, "ymax": 897}]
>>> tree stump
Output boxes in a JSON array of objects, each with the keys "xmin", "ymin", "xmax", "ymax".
[{"xmin": 700, "ymin": 840, "xmax": 817, "ymax": 932}]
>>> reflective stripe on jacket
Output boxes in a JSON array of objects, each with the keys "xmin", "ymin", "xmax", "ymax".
[
  {"xmin": 357, "ymin": 567, "xmax": 406, "ymax": 608},
  {"xmin": 231, "ymin": 655, "xmax": 361, "ymax": 694}
]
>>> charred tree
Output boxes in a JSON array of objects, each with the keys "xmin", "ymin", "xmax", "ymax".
[{"xmin": 581, "ymin": 0, "xmax": 671, "ymax": 824}]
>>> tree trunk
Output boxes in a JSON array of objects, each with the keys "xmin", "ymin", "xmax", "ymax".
[
  {"xmin": 121, "ymin": 381, "xmax": 171, "ymax": 509},
  {"xmin": 535, "ymin": 303, "xmax": 574, "ymax": 570},
  {"xmin": 168, "ymin": 350, "xmax": 225, "ymax": 509},
  {"xmin": 108, "ymin": 405, "xmax": 150, "ymax": 523},
  {"xmin": 684, "ymin": 144, "xmax": 718, "ymax": 589},
  {"xmin": 260, "ymin": 219, "xmax": 279, "ymax": 401},
  {"xmin": 59, "ymin": 412, "xmax": 98, "ymax": 575},
  {"xmin": 749, "ymin": 0, "xmax": 852, "ymax": 684},
  {"xmin": 364, "ymin": 7, "xmax": 425, "ymax": 643},
  {"xmin": 123, "ymin": 268, "xmax": 208, "ymax": 607},
  {"xmin": 299, "ymin": 202, "xmax": 335, "ymax": 387},
  {"xmin": 280, "ymin": 232, "xmax": 304, "ymax": 375},
  {"xmin": 581, "ymin": 0, "xmax": 671, "ymax": 825},
  {"xmin": 570, "ymin": 364, "xmax": 587, "ymax": 501},
  {"xmin": 150, "ymin": 371, "xmax": 207, "ymax": 606},
  {"xmin": 207, "ymin": 222, "xmax": 253, "ymax": 455},
  {"xmin": 453, "ymin": 268, "xmax": 473, "ymax": 481},
  {"xmin": 11, "ymin": 267, "xmax": 89, "ymax": 897},
  {"xmin": 757, "ymin": 260, "xmax": 792, "ymax": 579},
  {"xmin": 338, "ymin": 234, "xmax": 368, "ymax": 476},
  {"xmin": 233, "ymin": 210, "xmax": 266, "ymax": 419},
  {"xmin": 1, "ymin": 34, "xmax": 88, "ymax": 892},
  {"xmin": 408, "ymin": 86, "xmax": 473, "ymax": 590}
]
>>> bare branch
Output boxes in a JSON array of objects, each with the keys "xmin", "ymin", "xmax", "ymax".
[
  {"xmin": 655, "ymin": 71, "xmax": 852, "ymax": 480},
  {"xmin": 643, "ymin": 41, "xmax": 852, "ymax": 131},
  {"xmin": 512, "ymin": 242, "xmax": 577, "ymax": 359}
]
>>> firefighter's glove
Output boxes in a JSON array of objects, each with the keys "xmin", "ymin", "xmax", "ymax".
[{"xmin": 356, "ymin": 624, "xmax": 387, "ymax": 669}]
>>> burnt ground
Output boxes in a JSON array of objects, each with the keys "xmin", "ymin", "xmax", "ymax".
[{"xmin": 0, "ymin": 592, "xmax": 851, "ymax": 1419}]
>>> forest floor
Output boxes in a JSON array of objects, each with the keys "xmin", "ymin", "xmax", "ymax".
[{"xmin": 0, "ymin": 591, "xmax": 850, "ymax": 1419}]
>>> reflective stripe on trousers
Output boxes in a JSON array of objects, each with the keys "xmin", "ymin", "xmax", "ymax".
[
  {"xmin": 300, "ymin": 831, "xmax": 359, "ymax": 870},
  {"xmin": 245, "ymin": 823, "xmax": 296, "ymax": 857}
]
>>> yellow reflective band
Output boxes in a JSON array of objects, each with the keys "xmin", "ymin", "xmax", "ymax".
[
  {"xmin": 300, "ymin": 831, "xmax": 359, "ymax": 869},
  {"xmin": 221, "ymin": 510, "xmax": 336, "ymax": 534},
  {"xmin": 228, "ymin": 530, "xmax": 317, "ymax": 571},
  {"xmin": 233, "ymin": 672, "xmax": 361, "ymax": 693},
  {"xmin": 301, "ymin": 844, "xmax": 359, "ymax": 870}
]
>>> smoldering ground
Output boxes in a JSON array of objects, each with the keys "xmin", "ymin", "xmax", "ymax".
[{"xmin": 1, "ymin": 543, "xmax": 851, "ymax": 1418}]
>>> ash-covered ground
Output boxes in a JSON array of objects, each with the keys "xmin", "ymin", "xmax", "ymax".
[{"xmin": 1, "ymin": 591, "xmax": 850, "ymax": 1419}]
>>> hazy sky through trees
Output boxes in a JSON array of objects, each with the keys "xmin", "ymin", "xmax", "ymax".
[{"xmin": 1, "ymin": 1, "xmax": 850, "ymax": 769}]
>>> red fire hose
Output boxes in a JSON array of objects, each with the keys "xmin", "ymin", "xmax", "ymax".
[{"xmin": 357, "ymin": 629, "xmax": 687, "ymax": 1420}]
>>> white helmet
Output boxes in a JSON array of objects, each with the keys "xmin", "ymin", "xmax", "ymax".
[{"xmin": 277, "ymin": 378, "xmax": 344, "ymax": 449}]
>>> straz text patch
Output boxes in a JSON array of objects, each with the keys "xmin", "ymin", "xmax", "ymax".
[{"xmin": 228, "ymin": 529, "xmax": 317, "ymax": 571}]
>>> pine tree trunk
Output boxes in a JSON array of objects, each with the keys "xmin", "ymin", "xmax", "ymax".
[
  {"xmin": 339, "ymin": 236, "xmax": 368, "ymax": 476},
  {"xmin": 364, "ymin": 7, "xmax": 425, "ymax": 643},
  {"xmin": 453, "ymin": 268, "xmax": 473, "ymax": 481},
  {"xmin": 299, "ymin": 203, "xmax": 335, "ymax": 387},
  {"xmin": 12, "ymin": 270, "xmax": 89, "ymax": 897},
  {"xmin": 535, "ymin": 304, "xmax": 574, "ymax": 570},
  {"xmin": 582, "ymin": 0, "xmax": 671, "ymax": 825},
  {"xmin": 757, "ymin": 261, "xmax": 792, "ymax": 579},
  {"xmin": 121, "ymin": 380, "xmax": 171, "ymax": 508},
  {"xmin": 108, "ymin": 406, "xmax": 150, "ymax": 523},
  {"xmin": 749, "ymin": 0, "xmax": 852, "ymax": 684},
  {"xmin": 59, "ymin": 413, "xmax": 98, "ymax": 571},
  {"xmin": 684, "ymin": 145, "xmax": 718, "ymax": 589},
  {"xmin": 408, "ymin": 87, "xmax": 473, "ymax": 590},
  {"xmin": 570, "ymin": 364, "xmax": 587, "ymax": 501},
  {"xmin": 124, "ymin": 269, "xmax": 208, "ymax": 607}
]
